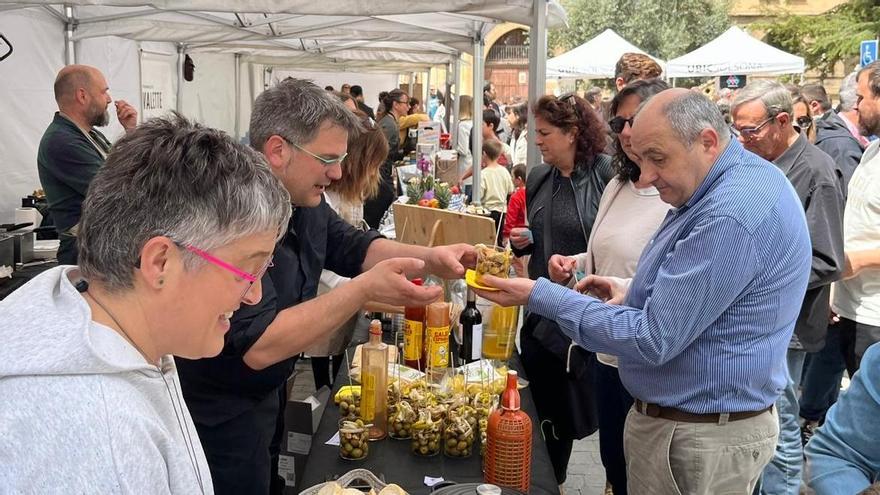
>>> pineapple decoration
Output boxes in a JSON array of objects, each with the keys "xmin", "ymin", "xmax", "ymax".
[{"xmin": 405, "ymin": 151, "xmax": 452, "ymax": 209}]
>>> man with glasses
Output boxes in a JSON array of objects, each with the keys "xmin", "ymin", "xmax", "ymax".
[
  {"xmin": 731, "ymin": 80, "xmax": 845, "ymax": 495},
  {"xmin": 176, "ymin": 78, "xmax": 475, "ymax": 495}
]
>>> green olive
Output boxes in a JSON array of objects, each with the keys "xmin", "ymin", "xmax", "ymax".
[{"xmin": 351, "ymin": 448, "xmax": 363, "ymax": 458}]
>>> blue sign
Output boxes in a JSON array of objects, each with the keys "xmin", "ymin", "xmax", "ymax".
[{"xmin": 862, "ymin": 40, "xmax": 878, "ymax": 67}]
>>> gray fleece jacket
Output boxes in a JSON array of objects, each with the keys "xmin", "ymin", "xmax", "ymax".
[{"xmin": 0, "ymin": 266, "xmax": 213, "ymax": 494}]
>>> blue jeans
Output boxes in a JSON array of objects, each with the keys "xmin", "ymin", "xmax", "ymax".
[
  {"xmin": 594, "ymin": 361, "xmax": 633, "ymax": 495},
  {"xmin": 799, "ymin": 325, "xmax": 845, "ymax": 422},
  {"xmin": 756, "ymin": 349, "xmax": 806, "ymax": 495}
]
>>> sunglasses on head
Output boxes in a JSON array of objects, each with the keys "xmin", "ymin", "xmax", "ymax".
[
  {"xmin": 608, "ymin": 116, "xmax": 634, "ymax": 134},
  {"xmin": 796, "ymin": 116, "xmax": 813, "ymax": 130}
]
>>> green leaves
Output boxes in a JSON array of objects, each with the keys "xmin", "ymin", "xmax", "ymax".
[
  {"xmin": 549, "ymin": 0, "xmax": 731, "ymax": 60},
  {"xmin": 758, "ymin": 0, "xmax": 880, "ymax": 77}
]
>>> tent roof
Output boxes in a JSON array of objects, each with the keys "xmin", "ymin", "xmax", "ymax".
[
  {"xmin": 665, "ymin": 26, "xmax": 804, "ymax": 78},
  {"xmin": 1, "ymin": 1, "xmax": 567, "ymax": 70},
  {"xmin": 546, "ymin": 28, "xmax": 663, "ymax": 79}
]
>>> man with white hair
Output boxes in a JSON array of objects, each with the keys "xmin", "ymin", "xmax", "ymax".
[
  {"xmin": 731, "ymin": 79, "xmax": 845, "ymax": 495},
  {"xmin": 475, "ymin": 89, "xmax": 812, "ymax": 493},
  {"xmin": 838, "ymin": 72, "xmax": 872, "ymax": 148},
  {"xmin": 38, "ymin": 64, "xmax": 138, "ymax": 265}
]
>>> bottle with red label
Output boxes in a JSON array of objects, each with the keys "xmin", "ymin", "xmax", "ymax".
[{"xmin": 403, "ymin": 279, "xmax": 426, "ymax": 371}]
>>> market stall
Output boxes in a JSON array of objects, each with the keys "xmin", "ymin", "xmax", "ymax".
[
  {"xmin": 299, "ymin": 354, "xmax": 559, "ymax": 494},
  {"xmin": 546, "ymin": 28, "xmax": 664, "ymax": 79},
  {"xmin": 0, "ymin": 1, "xmax": 567, "ymax": 220},
  {"xmin": 664, "ymin": 26, "xmax": 805, "ymax": 78}
]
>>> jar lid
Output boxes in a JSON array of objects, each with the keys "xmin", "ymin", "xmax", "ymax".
[{"xmin": 475, "ymin": 484, "xmax": 502, "ymax": 495}]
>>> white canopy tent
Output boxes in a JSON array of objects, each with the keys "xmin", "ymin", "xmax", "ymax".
[
  {"xmin": 665, "ymin": 26, "xmax": 805, "ymax": 78},
  {"xmin": 546, "ymin": 28, "xmax": 663, "ymax": 79},
  {"xmin": 0, "ymin": 1, "xmax": 565, "ymax": 218}
]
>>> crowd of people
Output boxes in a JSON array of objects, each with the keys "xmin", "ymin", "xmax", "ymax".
[{"xmin": 0, "ymin": 52, "xmax": 879, "ymax": 495}]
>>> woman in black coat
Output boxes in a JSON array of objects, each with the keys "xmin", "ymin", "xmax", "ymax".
[{"xmin": 509, "ymin": 93, "xmax": 613, "ymax": 485}]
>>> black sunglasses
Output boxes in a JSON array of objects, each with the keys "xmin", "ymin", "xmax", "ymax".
[
  {"xmin": 609, "ymin": 116, "xmax": 634, "ymax": 134},
  {"xmin": 796, "ymin": 116, "xmax": 813, "ymax": 130}
]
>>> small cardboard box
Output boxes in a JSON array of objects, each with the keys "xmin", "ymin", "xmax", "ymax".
[{"xmin": 279, "ymin": 384, "xmax": 331, "ymax": 493}]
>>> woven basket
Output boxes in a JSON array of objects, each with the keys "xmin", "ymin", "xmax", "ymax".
[{"xmin": 298, "ymin": 468, "xmax": 387, "ymax": 494}]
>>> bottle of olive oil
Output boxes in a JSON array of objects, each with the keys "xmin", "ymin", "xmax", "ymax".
[{"xmin": 361, "ymin": 319, "xmax": 388, "ymax": 440}]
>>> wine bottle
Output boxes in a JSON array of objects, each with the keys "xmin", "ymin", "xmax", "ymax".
[{"xmin": 459, "ymin": 288, "xmax": 483, "ymax": 364}]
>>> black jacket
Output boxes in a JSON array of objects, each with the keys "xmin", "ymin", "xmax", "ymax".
[
  {"xmin": 773, "ymin": 134, "xmax": 845, "ymax": 352},
  {"xmin": 513, "ymin": 154, "xmax": 614, "ymax": 279},
  {"xmin": 814, "ymin": 111, "xmax": 864, "ymax": 195}
]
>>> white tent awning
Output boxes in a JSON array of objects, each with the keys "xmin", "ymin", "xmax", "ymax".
[
  {"xmin": 546, "ymin": 28, "xmax": 663, "ymax": 79},
  {"xmin": 665, "ymin": 26, "xmax": 804, "ymax": 78}
]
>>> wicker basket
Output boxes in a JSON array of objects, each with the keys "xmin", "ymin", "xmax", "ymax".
[{"xmin": 299, "ymin": 468, "xmax": 387, "ymax": 494}]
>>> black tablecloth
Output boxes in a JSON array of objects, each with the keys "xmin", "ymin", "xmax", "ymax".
[
  {"xmin": 299, "ymin": 353, "xmax": 560, "ymax": 494},
  {"xmin": 0, "ymin": 262, "xmax": 57, "ymax": 300}
]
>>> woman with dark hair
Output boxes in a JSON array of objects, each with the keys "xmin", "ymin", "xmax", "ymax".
[
  {"xmin": 307, "ymin": 111, "xmax": 389, "ymax": 389},
  {"xmin": 363, "ymin": 89, "xmax": 408, "ymax": 228},
  {"xmin": 508, "ymin": 93, "xmax": 613, "ymax": 486},
  {"xmin": 546, "ymin": 78, "xmax": 670, "ymax": 495},
  {"xmin": 506, "ymin": 102, "xmax": 529, "ymax": 166}
]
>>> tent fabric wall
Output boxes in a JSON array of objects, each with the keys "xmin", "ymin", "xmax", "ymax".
[
  {"xmin": 181, "ymin": 52, "xmax": 237, "ymax": 136},
  {"xmin": 0, "ymin": 9, "xmax": 65, "ymax": 222}
]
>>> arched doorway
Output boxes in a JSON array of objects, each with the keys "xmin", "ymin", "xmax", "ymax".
[{"xmin": 485, "ymin": 28, "xmax": 529, "ymax": 104}]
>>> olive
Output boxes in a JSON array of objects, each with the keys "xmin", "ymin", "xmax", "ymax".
[
  {"xmin": 458, "ymin": 440, "xmax": 468, "ymax": 450},
  {"xmin": 351, "ymin": 448, "xmax": 363, "ymax": 458}
]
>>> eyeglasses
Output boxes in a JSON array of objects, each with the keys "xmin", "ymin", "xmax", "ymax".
[
  {"xmin": 796, "ymin": 116, "xmax": 813, "ymax": 130},
  {"xmin": 730, "ymin": 114, "xmax": 778, "ymax": 140},
  {"xmin": 284, "ymin": 138, "xmax": 348, "ymax": 166},
  {"xmin": 185, "ymin": 245, "xmax": 274, "ymax": 299},
  {"xmin": 609, "ymin": 116, "xmax": 634, "ymax": 134}
]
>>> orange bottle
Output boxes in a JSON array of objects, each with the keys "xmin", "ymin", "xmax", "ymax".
[{"xmin": 485, "ymin": 370, "xmax": 532, "ymax": 492}]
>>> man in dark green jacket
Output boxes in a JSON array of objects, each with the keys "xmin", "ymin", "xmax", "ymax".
[{"xmin": 37, "ymin": 64, "xmax": 137, "ymax": 265}]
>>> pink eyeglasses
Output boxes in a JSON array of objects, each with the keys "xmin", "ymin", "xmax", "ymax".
[{"xmin": 185, "ymin": 245, "xmax": 274, "ymax": 299}]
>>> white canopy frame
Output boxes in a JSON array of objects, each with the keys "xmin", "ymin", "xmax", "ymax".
[{"xmin": 0, "ymin": 0, "xmax": 565, "ymax": 219}]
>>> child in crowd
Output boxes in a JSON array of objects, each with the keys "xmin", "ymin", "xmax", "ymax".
[
  {"xmin": 504, "ymin": 164, "xmax": 527, "ymax": 276},
  {"xmin": 479, "ymin": 139, "xmax": 514, "ymax": 246}
]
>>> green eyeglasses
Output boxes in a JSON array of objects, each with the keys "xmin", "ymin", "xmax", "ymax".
[{"xmin": 284, "ymin": 138, "xmax": 348, "ymax": 166}]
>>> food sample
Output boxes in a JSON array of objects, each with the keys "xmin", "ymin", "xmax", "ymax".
[
  {"xmin": 411, "ymin": 409, "xmax": 442, "ymax": 457},
  {"xmin": 444, "ymin": 409, "xmax": 475, "ymax": 458},
  {"xmin": 338, "ymin": 389, "xmax": 362, "ymax": 420},
  {"xmin": 474, "ymin": 243, "xmax": 511, "ymax": 284},
  {"xmin": 388, "ymin": 400, "xmax": 416, "ymax": 440},
  {"xmin": 338, "ymin": 419, "xmax": 369, "ymax": 460}
]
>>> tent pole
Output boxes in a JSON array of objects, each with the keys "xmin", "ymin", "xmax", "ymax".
[
  {"xmin": 137, "ymin": 45, "xmax": 144, "ymax": 120},
  {"xmin": 425, "ymin": 67, "xmax": 432, "ymax": 108},
  {"xmin": 471, "ymin": 27, "xmax": 484, "ymax": 207},
  {"xmin": 64, "ymin": 4, "xmax": 76, "ymax": 64},
  {"xmin": 234, "ymin": 53, "xmax": 242, "ymax": 140},
  {"xmin": 526, "ymin": 0, "xmax": 548, "ymax": 174},
  {"xmin": 451, "ymin": 56, "xmax": 461, "ymax": 150},
  {"xmin": 176, "ymin": 43, "xmax": 184, "ymax": 113}
]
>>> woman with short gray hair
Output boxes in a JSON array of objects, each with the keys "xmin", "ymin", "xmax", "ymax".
[{"xmin": 0, "ymin": 114, "xmax": 290, "ymax": 494}]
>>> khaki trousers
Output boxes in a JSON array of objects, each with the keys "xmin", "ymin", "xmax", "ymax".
[{"xmin": 623, "ymin": 406, "xmax": 778, "ymax": 494}]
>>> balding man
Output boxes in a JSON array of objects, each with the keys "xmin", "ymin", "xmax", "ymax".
[
  {"xmin": 476, "ymin": 89, "xmax": 812, "ymax": 493},
  {"xmin": 37, "ymin": 64, "xmax": 137, "ymax": 265}
]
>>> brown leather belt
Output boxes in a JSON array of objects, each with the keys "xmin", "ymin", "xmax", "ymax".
[{"xmin": 634, "ymin": 399, "xmax": 772, "ymax": 424}]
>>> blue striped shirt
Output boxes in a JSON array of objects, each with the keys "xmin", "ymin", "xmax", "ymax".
[{"xmin": 528, "ymin": 140, "xmax": 812, "ymax": 414}]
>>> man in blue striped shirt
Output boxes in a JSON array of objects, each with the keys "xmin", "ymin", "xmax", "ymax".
[{"xmin": 476, "ymin": 89, "xmax": 812, "ymax": 494}]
